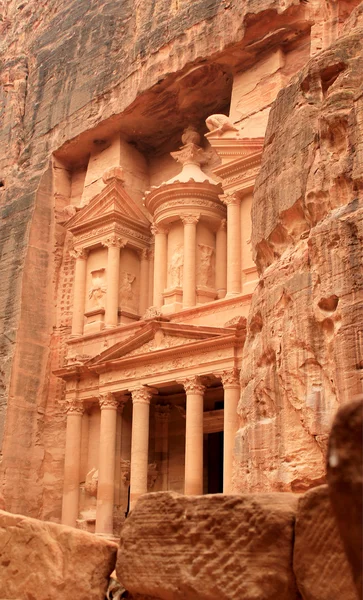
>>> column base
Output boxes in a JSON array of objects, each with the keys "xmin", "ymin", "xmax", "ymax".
[{"xmin": 225, "ymin": 291, "xmax": 242, "ymax": 299}]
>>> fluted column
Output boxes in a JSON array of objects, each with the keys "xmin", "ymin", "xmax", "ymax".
[
  {"xmin": 130, "ymin": 387, "xmax": 152, "ymax": 509},
  {"xmin": 139, "ymin": 248, "xmax": 150, "ymax": 316},
  {"xmin": 70, "ymin": 248, "xmax": 88, "ymax": 337},
  {"xmin": 102, "ymin": 235, "xmax": 125, "ymax": 328},
  {"xmin": 96, "ymin": 393, "xmax": 126, "ymax": 535},
  {"xmin": 152, "ymin": 224, "xmax": 168, "ymax": 308},
  {"xmin": 182, "ymin": 376, "xmax": 205, "ymax": 495},
  {"xmin": 216, "ymin": 219, "xmax": 227, "ymax": 299},
  {"xmin": 154, "ymin": 405, "xmax": 170, "ymax": 491},
  {"xmin": 221, "ymin": 368, "xmax": 240, "ymax": 494},
  {"xmin": 221, "ymin": 193, "xmax": 242, "ymax": 296},
  {"xmin": 181, "ymin": 214, "xmax": 199, "ymax": 308},
  {"xmin": 61, "ymin": 399, "xmax": 84, "ymax": 527}
]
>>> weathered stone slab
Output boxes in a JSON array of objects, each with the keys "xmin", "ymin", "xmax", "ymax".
[
  {"xmin": 0, "ymin": 509, "xmax": 117, "ymax": 600},
  {"xmin": 293, "ymin": 485, "xmax": 357, "ymax": 600},
  {"xmin": 327, "ymin": 398, "xmax": 363, "ymax": 600},
  {"xmin": 117, "ymin": 491, "xmax": 299, "ymax": 600}
]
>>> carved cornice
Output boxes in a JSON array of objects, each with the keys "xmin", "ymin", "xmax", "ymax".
[
  {"xmin": 180, "ymin": 214, "xmax": 200, "ymax": 225},
  {"xmin": 99, "ymin": 392, "xmax": 119, "ymax": 409},
  {"xmin": 130, "ymin": 387, "xmax": 153, "ymax": 405},
  {"xmin": 179, "ymin": 376, "xmax": 205, "ymax": 395},
  {"xmin": 220, "ymin": 368, "xmax": 240, "ymax": 387},
  {"xmin": 65, "ymin": 399, "xmax": 84, "ymax": 415},
  {"xmin": 101, "ymin": 234, "xmax": 126, "ymax": 248}
]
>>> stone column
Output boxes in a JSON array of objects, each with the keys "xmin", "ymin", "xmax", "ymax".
[
  {"xmin": 61, "ymin": 399, "xmax": 84, "ymax": 527},
  {"xmin": 182, "ymin": 376, "xmax": 205, "ymax": 495},
  {"xmin": 215, "ymin": 219, "xmax": 227, "ymax": 299},
  {"xmin": 181, "ymin": 214, "xmax": 199, "ymax": 308},
  {"xmin": 221, "ymin": 368, "xmax": 240, "ymax": 494},
  {"xmin": 221, "ymin": 193, "xmax": 242, "ymax": 296},
  {"xmin": 139, "ymin": 248, "xmax": 150, "ymax": 316},
  {"xmin": 70, "ymin": 248, "xmax": 88, "ymax": 337},
  {"xmin": 152, "ymin": 224, "xmax": 168, "ymax": 308},
  {"xmin": 102, "ymin": 235, "xmax": 125, "ymax": 328},
  {"xmin": 130, "ymin": 387, "xmax": 152, "ymax": 509},
  {"xmin": 96, "ymin": 393, "xmax": 126, "ymax": 535},
  {"xmin": 154, "ymin": 405, "xmax": 170, "ymax": 491}
]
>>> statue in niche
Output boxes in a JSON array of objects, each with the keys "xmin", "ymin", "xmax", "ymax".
[
  {"xmin": 88, "ymin": 269, "xmax": 106, "ymax": 309},
  {"xmin": 84, "ymin": 468, "xmax": 98, "ymax": 497},
  {"xmin": 168, "ymin": 244, "xmax": 184, "ymax": 288},
  {"xmin": 120, "ymin": 271, "xmax": 136, "ymax": 308},
  {"xmin": 198, "ymin": 244, "xmax": 214, "ymax": 287}
]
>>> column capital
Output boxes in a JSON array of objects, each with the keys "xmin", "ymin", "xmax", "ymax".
[
  {"xmin": 218, "ymin": 218, "xmax": 227, "ymax": 232},
  {"xmin": 69, "ymin": 247, "xmax": 88, "ymax": 260},
  {"xmin": 130, "ymin": 387, "xmax": 153, "ymax": 405},
  {"xmin": 179, "ymin": 376, "xmax": 205, "ymax": 395},
  {"xmin": 99, "ymin": 392, "xmax": 119, "ymax": 410},
  {"xmin": 181, "ymin": 214, "xmax": 200, "ymax": 225},
  {"xmin": 219, "ymin": 192, "xmax": 241, "ymax": 206},
  {"xmin": 151, "ymin": 223, "xmax": 168, "ymax": 236},
  {"xmin": 101, "ymin": 234, "xmax": 127, "ymax": 248},
  {"xmin": 220, "ymin": 368, "xmax": 240, "ymax": 387},
  {"xmin": 138, "ymin": 247, "xmax": 151, "ymax": 260},
  {"xmin": 65, "ymin": 399, "xmax": 84, "ymax": 415},
  {"xmin": 154, "ymin": 404, "xmax": 171, "ymax": 422}
]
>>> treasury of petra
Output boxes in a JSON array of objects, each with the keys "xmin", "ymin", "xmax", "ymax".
[{"xmin": 0, "ymin": 0, "xmax": 363, "ymax": 596}]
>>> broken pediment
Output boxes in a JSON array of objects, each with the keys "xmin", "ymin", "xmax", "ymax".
[
  {"xmin": 87, "ymin": 321, "xmax": 231, "ymax": 367},
  {"xmin": 65, "ymin": 176, "xmax": 151, "ymax": 236}
]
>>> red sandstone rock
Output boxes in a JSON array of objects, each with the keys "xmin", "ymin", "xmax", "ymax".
[
  {"xmin": 0, "ymin": 509, "xmax": 117, "ymax": 600},
  {"xmin": 117, "ymin": 491, "xmax": 300, "ymax": 600},
  {"xmin": 293, "ymin": 485, "xmax": 357, "ymax": 600},
  {"xmin": 235, "ymin": 17, "xmax": 363, "ymax": 494},
  {"xmin": 327, "ymin": 398, "xmax": 363, "ymax": 600}
]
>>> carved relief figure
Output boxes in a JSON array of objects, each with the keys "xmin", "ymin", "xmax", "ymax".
[
  {"xmin": 119, "ymin": 271, "xmax": 136, "ymax": 309},
  {"xmin": 168, "ymin": 244, "xmax": 184, "ymax": 288},
  {"xmin": 88, "ymin": 269, "xmax": 106, "ymax": 309},
  {"xmin": 198, "ymin": 244, "xmax": 215, "ymax": 287}
]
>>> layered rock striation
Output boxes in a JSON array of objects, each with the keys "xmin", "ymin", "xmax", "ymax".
[{"xmin": 235, "ymin": 7, "xmax": 363, "ymax": 493}]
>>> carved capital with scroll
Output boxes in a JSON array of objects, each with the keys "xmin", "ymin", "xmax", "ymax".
[
  {"xmin": 65, "ymin": 399, "xmax": 84, "ymax": 415},
  {"xmin": 220, "ymin": 368, "xmax": 240, "ymax": 388},
  {"xmin": 130, "ymin": 387, "xmax": 153, "ymax": 405},
  {"xmin": 99, "ymin": 392, "xmax": 120, "ymax": 410},
  {"xmin": 179, "ymin": 376, "xmax": 205, "ymax": 395},
  {"xmin": 180, "ymin": 214, "xmax": 200, "ymax": 226},
  {"xmin": 69, "ymin": 247, "xmax": 88, "ymax": 260},
  {"xmin": 151, "ymin": 223, "xmax": 168, "ymax": 236},
  {"xmin": 219, "ymin": 193, "xmax": 241, "ymax": 207},
  {"xmin": 101, "ymin": 234, "xmax": 127, "ymax": 248}
]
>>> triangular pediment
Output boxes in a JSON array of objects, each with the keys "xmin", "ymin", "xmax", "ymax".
[
  {"xmin": 87, "ymin": 321, "xmax": 231, "ymax": 367},
  {"xmin": 66, "ymin": 179, "xmax": 151, "ymax": 232}
]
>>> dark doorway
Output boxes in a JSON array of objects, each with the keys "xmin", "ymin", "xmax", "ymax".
[{"xmin": 206, "ymin": 431, "xmax": 224, "ymax": 493}]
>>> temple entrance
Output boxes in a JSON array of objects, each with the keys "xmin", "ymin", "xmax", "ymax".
[{"xmin": 204, "ymin": 431, "xmax": 224, "ymax": 494}]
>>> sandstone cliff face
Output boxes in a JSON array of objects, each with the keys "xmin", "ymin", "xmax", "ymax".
[{"xmin": 235, "ymin": 8, "xmax": 363, "ymax": 493}]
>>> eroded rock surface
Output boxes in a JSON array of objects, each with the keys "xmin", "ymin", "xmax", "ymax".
[
  {"xmin": 0, "ymin": 509, "xmax": 117, "ymax": 600},
  {"xmin": 117, "ymin": 491, "xmax": 299, "ymax": 600},
  {"xmin": 293, "ymin": 485, "xmax": 357, "ymax": 600},
  {"xmin": 327, "ymin": 397, "xmax": 363, "ymax": 599},
  {"xmin": 235, "ymin": 10, "xmax": 363, "ymax": 494}
]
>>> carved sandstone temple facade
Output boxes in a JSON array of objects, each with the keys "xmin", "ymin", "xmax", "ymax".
[
  {"xmin": 2, "ymin": 1, "xmax": 358, "ymax": 536},
  {"xmin": 54, "ymin": 121, "xmax": 263, "ymax": 536}
]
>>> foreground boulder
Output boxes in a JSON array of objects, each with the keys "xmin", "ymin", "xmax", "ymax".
[
  {"xmin": 0, "ymin": 510, "xmax": 117, "ymax": 600},
  {"xmin": 293, "ymin": 485, "xmax": 357, "ymax": 600},
  {"xmin": 117, "ymin": 491, "xmax": 299, "ymax": 600},
  {"xmin": 327, "ymin": 397, "xmax": 363, "ymax": 600}
]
